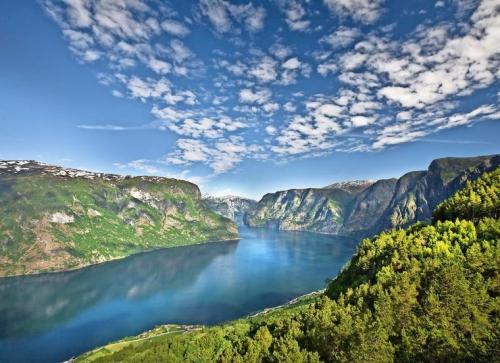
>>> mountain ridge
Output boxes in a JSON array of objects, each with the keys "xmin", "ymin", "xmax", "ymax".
[
  {"xmin": 203, "ymin": 195, "xmax": 257, "ymax": 223},
  {"xmin": 245, "ymin": 154, "xmax": 500, "ymax": 237},
  {"xmin": 0, "ymin": 160, "xmax": 238, "ymax": 277}
]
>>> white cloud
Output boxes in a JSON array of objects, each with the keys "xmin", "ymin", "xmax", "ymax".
[
  {"xmin": 225, "ymin": 61, "xmax": 247, "ymax": 76},
  {"xmin": 239, "ymin": 88, "xmax": 272, "ymax": 104},
  {"xmin": 263, "ymin": 102, "xmax": 280, "ymax": 114},
  {"xmin": 199, "ymin": 0, "xmax": 266, "ymax": 34},
  {"xmin": 278, "ymin": 0, "xmax": 311, "ymax": 32},
  {"xmin": 435, "ymin": 104, "xmax": 500, "ymax": 130},
  {"xmin": 321, "ymin": 27, "xmax": 361, "ymax": 49},
  {"xmin": 125, "ymin": 76, "xmax": 170, "ymax": 100},
  {"xmin": 324, "ymin": 0, "xmax": 386, "ymax": 24},
  {"xmin": 269, "ymin": 0, "xmax": 497, "ymax": 159},
  {"xmin": 282, "ymin": 57, "xmax": 301, "ymax": 70},
  {"xmin": 166, "ymin": 136, "xmax": 264, "ymax": 174},
  {"xmin": 350, "ymin": 101, "xmax": 381, "ymax": 114},
  {"xmin": 372, "ymin": 130, "xmax": 427, "ymax": 149},
  {"xmin": 78, "ymin": 124, "xmax": 129, "ymax": 131},
  {"xmin": 350, "ymin": 115, "xmax": 375, "ymax": 127},
  {"xmin": 269, "ymin": 43, "xmax": 293, "ymax": 59},
  {"xmin": 148, "ymin": 57, "xmax": 171, "ymax": 74},
  {"xmin": 63, "ymin": 0, "xmax": 93, "ymax": 28},
  {"xmin": 283, "ymin": 102, "xmax": 297, "ymax": 112},
  {"xmin": 161, "ymin": 19, "xmax": 190, "ymax": 37},
  {"xmin": 317, "ymin": 62, "xmax": 337, "ymax": 76},
  {"xmin": 111, "ymin": 89, "xmax": 124, "ymax": 97},
  {"xmin": 152, "ymin": 106, "xmax": 191, "ymax": 122},
  {"xmin": 265, "ymin": 125, "xmax": 277, "ymax": 135},
  {"xmin": 166, "ymin": 116, "xmax": 247, "ymax": 139},
  {"xmin": 249, "ymin": 56, "xmax": 278, "ymax": 83},
  {"xmin": 169, "ymin": 39, "xmax": 193, "ymax": 63},
  {"xmin": 42, "ymin": 0, "xmax": 201, "ymax": 76},
  {"xmin": 168, "ymin": 139, "xmax": 211, "ymax": 163}
]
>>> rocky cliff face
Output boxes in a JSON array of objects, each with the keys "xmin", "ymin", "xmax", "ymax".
[
  {"xmin": 203, "ymin": 195, "xmax": 257, "ymax": 223},
  {"xmin": 245, "ymin": 155, "xmax": 500, "ymax": 237},
  {"xmin": 0, "ymin": 161, "xmax": 238, "ymax": 277},
  {"xmin": 244, "ymin": 183, "xmax": 370, "ymax": 234}
]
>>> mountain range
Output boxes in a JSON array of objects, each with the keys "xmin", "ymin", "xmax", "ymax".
[
  {"xmin": 245, "ymin": 154, "xmax": 500, "ymax": 237},
  {"xmin": 202, "ymin": 195, "xmax": 257, "ymax": 223},
  {"xmin": 1, "ymin": 154, "xmax": 498, "ymax": 277}
]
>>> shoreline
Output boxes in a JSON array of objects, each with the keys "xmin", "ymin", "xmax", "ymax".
[
  {"xmin": 72, "ymin": 288, "xmax": 326, "ymax": 362},
  {"xmin": 247, "ymin": 288, "xmax": 325, "ymax": 318},
  {"xmin": 2, "ymin": 223, "xmax": 361, "ymax": 279},
  {"xmin": 0, "ymin": 236, "xmax": 240, "ymax": 279}
]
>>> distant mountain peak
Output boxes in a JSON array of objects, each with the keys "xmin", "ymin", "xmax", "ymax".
[
  {"xmin": 203, "ymin": 195, "xmax": 257, "ymax": 222},
  {"xmin": 203, "ymin": 194, "xmax": 256, "ymax": 202},
  {"xmin": 323, "ymin": 180, "xmax": 375, "ymax": 192}
]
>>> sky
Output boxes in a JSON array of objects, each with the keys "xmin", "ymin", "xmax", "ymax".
[{"xmin": 0, "ymin": 0, "xmax": 499, "ymax": 200}]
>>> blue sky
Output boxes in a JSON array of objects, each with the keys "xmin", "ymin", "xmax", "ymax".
[{"xmin": 0, "ymin": 0, "xmax": 499, "ymax": 199}]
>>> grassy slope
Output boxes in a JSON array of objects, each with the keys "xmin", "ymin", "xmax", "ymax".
[
  {"xmin": 0, "ymin": 173, "xmax": 238, "ymax": 276},
  {"xmin": 76, "ymin": 167, "xmax": 499, "ymax": 362}
]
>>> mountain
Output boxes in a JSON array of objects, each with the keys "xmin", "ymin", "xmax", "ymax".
[
  {"xmin": 203, "ymin": 195, "xmax": 257, "ymax": 223},
  {"xmin": 323, "ymin": 180, "xmax": 374, "ymax": 192},
  {"xmin": 245, "ymin": 154, "xmax": 500, "ymax": 237},
  {"xmin": 0, "ymin": 160, "xmax": 238, "ymax": 277},
  {"xmin": 75, "ymin": 167, "xmax": 500, "ymax": 363}
]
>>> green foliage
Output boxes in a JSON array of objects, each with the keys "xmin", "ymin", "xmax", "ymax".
[
  {"xmin": 0, "ymin": 174, "xmax": 238, "ymax": 276},
  {"xmin": 76, "ymin": 168, "xmax": 500, "ymax": 362},
  {"xmin": 434, "ymin": 167, "xmax": 499, "ymax": 222}
]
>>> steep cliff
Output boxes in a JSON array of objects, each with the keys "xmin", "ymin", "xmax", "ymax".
[
  {"xmin": 244, "ymin": 182, "xmax": 372, "ymax": 234},
  {"xmin": 202, "ymin": 195, "xmax": 257, "ymax": 223},
  {"xmin": 245, "ymin": 154, "xmax": 500, "ymax": 236}
]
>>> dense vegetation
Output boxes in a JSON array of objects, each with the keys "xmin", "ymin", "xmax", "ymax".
[
  {"xmin": 78, "ymin": 167, "xmax": 499, "ymax": 363},
  {"xmin": 0, "ymin": 162, "xmax": 238, "ymax": 276},
  {"xmin": 433, "ymin": 167, "xmax": 499, "ymax": 222}
]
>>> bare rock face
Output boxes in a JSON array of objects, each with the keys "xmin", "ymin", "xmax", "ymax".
[
  {"xmin": 203, "ymin": 195, "xmax": 257, "ymax": 223},
  {"xmin": 245, "ymin": 154, "xmax": 500, "ymax": 237}
]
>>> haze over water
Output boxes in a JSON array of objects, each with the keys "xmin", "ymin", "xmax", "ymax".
[{"xmin": 0, "ymin": 226, "xmax": 356, "ymax": 363}]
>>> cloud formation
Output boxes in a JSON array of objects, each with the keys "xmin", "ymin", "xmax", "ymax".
[{"xmin": 43, "ymin": 0, "xmax": 500, "ymax": 176}]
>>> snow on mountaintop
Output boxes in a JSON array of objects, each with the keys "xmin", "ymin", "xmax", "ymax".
[
  {"xmin": 323, "ymin": 180, "xmax": 375, "ymax": 193},
  {"xmin": 0, "ymin": 160, "xmax": 184, "ymax": 184}
]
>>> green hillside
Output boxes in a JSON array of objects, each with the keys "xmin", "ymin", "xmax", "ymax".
[
  {"xmin": 0, "ymin": 161, "xmax": 238, "ymax": 276},
  {"xmin": 77, "ymin": 167, "xmax": 499, "ymax": 362}
]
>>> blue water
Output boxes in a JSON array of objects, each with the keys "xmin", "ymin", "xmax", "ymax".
[{"xmin": 0, "ymin": 226, "xmax": 357, "ymax": 363}]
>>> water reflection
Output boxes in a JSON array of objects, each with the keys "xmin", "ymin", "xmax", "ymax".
[{"xmin": 0, "ymin": 241, "xmax": 238, "ymax": 338}]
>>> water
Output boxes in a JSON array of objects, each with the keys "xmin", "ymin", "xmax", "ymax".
[{"xmin": 0, "ymin": 226, "xmax": 357, "ymax": 363}]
